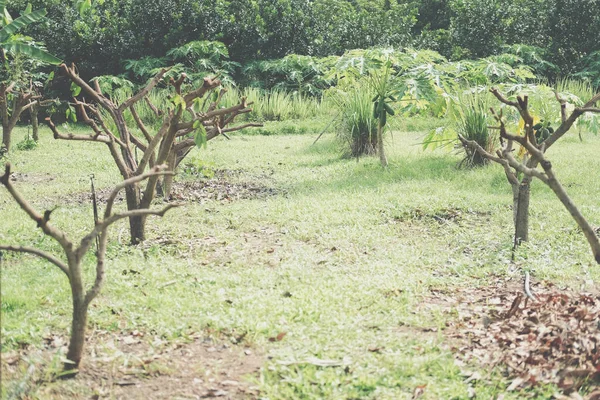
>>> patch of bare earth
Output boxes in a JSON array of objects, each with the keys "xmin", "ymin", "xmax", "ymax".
[
  {"xmin": 61, "ymin": 169, "xmax": 280, "ymax": 206},
  {"xmin": 169, "ymin": 170, "xmax": 280, "ymax": 203},
  {"xmin": 2, "ymin": 331, "xmax": 263, "ymax": 399},
  {"xmin": 9, "ymin": 171, "xmax": 56, "ymax": 184},
  {"xmin": 428, "ymin": 277, "xmax": 600, "ymax": 398}
]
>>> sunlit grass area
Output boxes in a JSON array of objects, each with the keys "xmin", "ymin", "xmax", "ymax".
[{"xmin": 2, "ymin": 123, "xmax": 600, "ymax": 399}]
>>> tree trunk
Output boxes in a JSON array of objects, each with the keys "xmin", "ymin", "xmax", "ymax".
[
  {"xmin": 128, "ymin": 215, "xmax": 146, "ymax": 245},
  {"xmin": 163, "ymin": 152, "xmax": 177, "ymax": 198},
  {"xmin": 513, "ymin": 180, "xmax": 530, "ymax": 246},
  {"xmin": 0, "ymin": 88, "xmax": 9, "ymax": 152},
  {"xmin": 1, "ymin": 121, "xmax": 10, "ymax": 152},
  {"xmin": 31, "ymin": 104, "xmax": 39, "ymax": 142},
  {"xmin": 1, "ymin": 96, "xmax": 25, "ymax": 153},
  {"xmin": 65, "ymin": 295, "xmax": 88, "ymax": 373},
  {"xmin": 377, "ymin": 122, "xmax": 388, "ymax": 167},
  {"xmin": 124, "ymin": 185, "xmax": 146, "ymax": 244}
]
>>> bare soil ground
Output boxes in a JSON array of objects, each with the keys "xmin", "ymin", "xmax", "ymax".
[
  {"xmin": 57, "ymin": 169, "xmax": 281, "ymax": 207},
  {"xmin": 2, "ymin": 331, "xmax": 263, "ymax": 399}
]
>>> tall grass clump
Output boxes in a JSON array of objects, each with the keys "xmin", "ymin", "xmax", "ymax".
[
  {"xmin": 555, "ymin": 78, "xmax": 596, "ymax": 102},
  {"xmin": 261, "ymin": 90, "xmax": 293, "ymax": 121},
  {"xmin": 329, "ymin": 85, "xmax": 378, "ymax": 157},
  {"xmin": 455, "ymin": 92, "xmax": 495, "ymax": 167},
  {"xmin": 221, "ymin": 87, "xmax": 323, "ymax": 122}
]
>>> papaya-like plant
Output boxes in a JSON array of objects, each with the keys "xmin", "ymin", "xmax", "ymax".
[{"xmin": 368, "ymin": 60, "xmax": 398, "ymax": 167}]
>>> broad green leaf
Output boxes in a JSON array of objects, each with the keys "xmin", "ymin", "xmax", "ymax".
[
  {"xmin": 66, "ymin": 107, "xmax": 77, "ymax": 123},
  {"xmin": 70, "ymin": 82, "xmax": 81, "ymax": 97},
  {"xmin": 192, "ymin": 97, "xmax": 202, "ymax": 113},
  {"xmin": 0, "ymin": 8, "xmax": 47, "ymax": 43},
  {"xmin": 193, "ymin": 122, "xmax": 207, "ymax": 148},
  {"xmin": 2, "ymin": 4, "xmax": 12, "ymax": 26},
  {"xmin": 76, "ymin": 0, "xmax": 91, "ymax": 16},
  {"xmin": 0, "ymin": 41, "xmax": 61, "ymax": 64},
  {"xmin": 170, "ymin": 93, "xmax": 185, "ymax": 110}
]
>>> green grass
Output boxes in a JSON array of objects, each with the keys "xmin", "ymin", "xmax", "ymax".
[{"xmin": 2, "ymin": 122, "xmax": 600, "ymax": 399}]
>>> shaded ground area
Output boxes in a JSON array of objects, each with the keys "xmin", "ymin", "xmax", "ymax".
[
  {"xmin": 430, "ymin": 277, "xmax": 600, "ymax": 398},
  {"xmin": 1, "ymin": 332, "xmax": 263, "ymax": 399}
]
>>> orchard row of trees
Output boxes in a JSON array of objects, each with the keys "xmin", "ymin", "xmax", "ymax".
[{"xmin": 4, "ymin": 0, "xmax": 600, "ymax": 81}]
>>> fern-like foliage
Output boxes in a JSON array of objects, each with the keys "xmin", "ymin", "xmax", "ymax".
[{"xmin": 123, "ymin": 56, "xmax": 168, "ymax": 80}]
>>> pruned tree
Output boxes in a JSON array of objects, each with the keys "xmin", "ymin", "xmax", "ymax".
[
  {"xmin": 1, "ymin": 82, "xmax": 54, "ymax": 151},
  {"xmin": 1, "ymin": 0, "xmax": 62, "ymax": 152},
  {"xmin": 47, "ymin": 63, "xmax": 261, "ymax": 244},
  {"xmin": 0, "ymin": 163, "xmax": 179, "ymax": 373},
  {"xmin": 459, "ymin": 88, "xmax": 600, "ymax": 262}
]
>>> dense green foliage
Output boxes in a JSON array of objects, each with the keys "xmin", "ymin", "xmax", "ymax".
[{"xmin": 4, "ymin": 0, "xmax": 600, "ymax": 80}]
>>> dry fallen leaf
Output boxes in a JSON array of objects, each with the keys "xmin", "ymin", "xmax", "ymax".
[
  {"xmin": 440, "ymin": 282, "xmax": 600, "ymax": 397},
  {"xmin": 412, "ymin": 384, "xmax": 426, "ymax": 399},
  {"xmin": 268, "ymin": 332, "xmax": 287, "ymax": 342}
]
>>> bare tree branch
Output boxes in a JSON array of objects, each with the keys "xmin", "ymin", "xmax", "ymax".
[
  {"xmin": 0, "ymin": 245, "xmax": 69, "ymax": 277},
  {"xmin": 119, "ymin": 67, "xmax": 171, "ymax": 112},
  {"xmin": 490, "ymin": 87, "xmax": 519, "ymax": 108},
  {"xmin": 130, "ymin": 105, "xmax": 153, "ymax": 143},
  {"xmin": 46, "ymin": 119, "xmax": 112, "ymax": 143},
  {"xmin": 578, "ymin": 107, "xmax": 600, "ymax": 114},
  {"xmin": 104, "ymin": 165, "xmax": 172, "ymax": 219},
  {"xmin": 144, "ymin": 96, "xmax": 162, "ymax": 117},
  {"xmin": 222, "ymin": 123, "xmax": 263, "ymax": 133},
  {"xmin": 183, "ymin": 76, "xmax": 221, "ymax": 107},
  {"xmin": 554, "ymin": 91, "xmax": 567, "ymax": 123},
  {"xmin": 1, "ymin": 164, "xmax": 74, "ymax": 253}
]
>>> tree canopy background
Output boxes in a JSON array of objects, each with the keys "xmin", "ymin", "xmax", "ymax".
[{"xmin": 4, "ymin": 0, "xmax": 600, "ymax": 81}]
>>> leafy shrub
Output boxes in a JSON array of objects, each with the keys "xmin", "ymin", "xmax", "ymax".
[
  {"xmin": 182, "ymin": 159, "xmax": 216, "ymax": 179},
  {"xmin": 16, "ymin": 137, "xmax": 38, "ymax": 151},
  {"xmin": 220, "ymin": 87, "xmax": 324, "ymax": 122}
]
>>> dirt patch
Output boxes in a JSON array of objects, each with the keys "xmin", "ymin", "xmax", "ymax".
[
  {"xmin": 61, "ymin": 169, "xmax": 280, "ymax": 206},
  {"xmin": 428, "ymin": 277, "xmax": 600, "ymax": 397},
  {"xmin": 382, "ymin": 207, "xmax": 491, "ymax": 226},
  {"xmin": 9, "ymin": 171, "xmax": 56, "ymax": 184},
  {"xmin": 169, "ymin": 178, "xmax": 278, "ymax": 203},
  {"xmin": 131, "ymin": 224, "xmax": 289, "ymax": 264},
  {"xmin": 2, "ymin": 331, "xmax": 263, "ymax": 399}
]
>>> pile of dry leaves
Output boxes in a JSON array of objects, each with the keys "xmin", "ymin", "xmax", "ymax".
[{"xmin": 440, "ymin": 278, "xmax": 600, "ymax": 397}]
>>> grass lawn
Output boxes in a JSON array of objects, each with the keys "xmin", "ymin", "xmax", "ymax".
[{"xmin": 1, "ymin": 123, "xmax": 600, "ymax": 399}]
